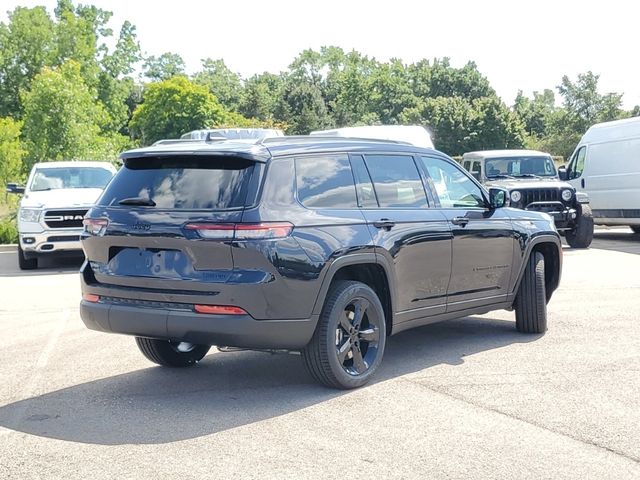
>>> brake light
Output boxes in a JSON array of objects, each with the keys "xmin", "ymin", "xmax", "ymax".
[
  {"xmin": 184, "ymin": 222, "xmax": 293, "ymax": 240},
  {"xmin": 194, "ymin": 304, "xmax": 247, "ymax": 315},
  {"xmin": 83, "ymin": 218, "xmax": 109, "ymax": 236},
  {"xmin": 83, "ymin": 293, "xmax": 100, "ymax": 303}
]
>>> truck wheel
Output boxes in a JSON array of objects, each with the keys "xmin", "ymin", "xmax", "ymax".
[
  {"xmin": 514, "ymin": 251, "xmax": 547, "ymax": 334},
  {"xmin": 631, "ymin": 226, "xmax": 640, "ymax": 234},
  {"xmin": 135, "ymin": 337, "xmax": 210, "ymax": 367},
  {"xmin": 566, "ymin": 204, "xmax": 594, "ymax": 248},
  {"xmin": 18, "ymin": 245, "xmax": 38, "ymax": 270},
  {"xmin": 302, "ymin": 280, "xmax": 386, "ymax": 389}
]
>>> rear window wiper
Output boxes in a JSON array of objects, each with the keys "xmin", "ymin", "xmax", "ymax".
[{"xmin": 118, "ymin": 197, "xmax": 156, "ymax": 207}]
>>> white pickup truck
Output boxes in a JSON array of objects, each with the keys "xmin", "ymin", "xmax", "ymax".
[{"xmin": 7, "ymin": 161, "xmax": 117, "ymax": 269}]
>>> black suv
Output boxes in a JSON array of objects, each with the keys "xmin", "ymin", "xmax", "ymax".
[
  {"xmin": 80, "ymin": 137, "xmax": 562, "ymax": 389},
  {"xmin": 461, "ymin": 149, "xmax": 593, "ymax": 248}
]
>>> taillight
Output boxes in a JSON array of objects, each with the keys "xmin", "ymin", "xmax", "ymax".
[
  {"xmin": 83, "ymin": 218, "xmax": 109, "ymax": 236},
  {"xmin": 83, "ymin": 293, "xmax": 100, "ymax": 303},
  {"xmin": 194, "ymin": 304, "xmax": 247, "ymax": 315},
  {"xmin": 184, "ymin": 222, "xmax": 293, "ymax": 240}
]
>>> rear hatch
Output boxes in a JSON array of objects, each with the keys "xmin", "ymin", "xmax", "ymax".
[{"xmin": 82, "ymin": 154, "xmax": 260, "ymax": 293}]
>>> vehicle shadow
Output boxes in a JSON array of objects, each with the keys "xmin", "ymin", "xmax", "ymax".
[
  {"xmin": 0, "ymin": 316, "xmax": 538, "ymax": 445},
  {"xmin": 0, "ymin": 250, "xmax": 83, "ymax": 277},
  {"xmin": 589, "ymin": 229, "xmax": 640, "ymax": 255}
]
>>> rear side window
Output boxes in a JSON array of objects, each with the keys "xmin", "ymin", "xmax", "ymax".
[
  {"xmin": 295, "ymin": 155, "xmax": 357, "ymax": 208},
  {"xmin": 98, "ymin": 156, "xmax": 254, "ymax": 209},
  {"xmin": 364, "ymin": 155, "xmax": 427, "ymax": 208}
]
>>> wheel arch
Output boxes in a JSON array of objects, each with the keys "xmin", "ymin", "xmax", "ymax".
[
  {"xmin": 312, "ymin": 254, "xmax": 396, "ymax": 336},
  {"xmin": 513, "ymin": 235, "xmax": 562, "ymax": 302}
]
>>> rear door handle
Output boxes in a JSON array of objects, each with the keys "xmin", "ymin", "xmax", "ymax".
[
  {"xmin": 451, "ymin": 216, "xmax": 470, "ymax": 226},
  {"xmin": 373, "ymin": 219, "xmax": 396, "ymax": 230}
]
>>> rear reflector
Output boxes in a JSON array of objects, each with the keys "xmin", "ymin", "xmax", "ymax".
[
  {"xmin": 194, "ymin": 304, "xmax": 247, "ymax": 315},
  {"xmin": 184, "ymin": 222, "xmax": 293, "ymax": 240},
  {"xmin": 83, "ymin": 293, "xmax": 100, "ymax": 303}
]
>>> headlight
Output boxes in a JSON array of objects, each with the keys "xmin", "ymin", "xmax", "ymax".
[
  {"xmin": 510, "ymin": 190, "xmax": 521, "ymax": 203},
  {"xmin": 19, "ymin": 208, "xmax": 42, "ymax": 223},
  {"xmin": 561, "ymin": 189, "xmax": 573, "ymax": 202}
]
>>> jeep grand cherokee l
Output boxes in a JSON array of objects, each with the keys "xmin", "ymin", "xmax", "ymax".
[{"xmin": 79, "ymin": 137, "xmax": 562, "ymax": 389}]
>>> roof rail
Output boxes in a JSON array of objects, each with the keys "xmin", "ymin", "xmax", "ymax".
[{"xmin": 260, "ymin": 135, "xmax": 412, "ymax": 146}]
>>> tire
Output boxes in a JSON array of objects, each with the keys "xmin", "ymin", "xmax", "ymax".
[
  {"xmin": 565, "ymin": 204, "xmax": 594, "ymax": 248},
  {"xmin": 302, "ymin": 280, "xmax": 386, "ymax": 389},
  {"xmin": 18, "ymin": 244, "xmax": 38, "ymax": 270},
  {"xmin": 631, "ymin": 226, "xmax": 640, "ymax": 235},
  {"xmin": 135, "ymin": 337, "xmax": 210, "ymax": 367},
  {"xmin": 514, "ymin": 251, "xmax": 547, "ymax": 334}
]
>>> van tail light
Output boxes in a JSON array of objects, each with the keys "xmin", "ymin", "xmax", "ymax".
[
  {"xmin": 194, "ymin": 304, "xmax": 247, "ymax": 315},
  {"xmin": 83, "ymin": 218, "xmax": 109, "ymax": 236},
  {"xmin": 184, "ymin": 222, "xmax": 293, "ymax": 240}
]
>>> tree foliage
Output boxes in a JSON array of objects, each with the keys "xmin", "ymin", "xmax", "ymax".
[
  {"xmin": 193, "ymin": 59, "xmax": 243, "ymax": 111},
  {"xmin": 129, "ymin": 76, "xmax": 229, "ymax": 144},
  {"xmin": 20, "ymin": 61, "xmax": 125, "ymax": 169},
  {"xmin": 0, "ymin": 117, "xmax": 25, "ymax": 194},
  {"xmin": 143, "ymin": 52, "xmax": 185, "ymax": 81},
  {"xmin": 0, "ymin": 0, "xmax": 637, "ymax": 173}
]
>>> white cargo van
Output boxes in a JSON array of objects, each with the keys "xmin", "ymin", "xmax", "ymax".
[{"xmin": 559, "ymin": 117, "xmax": 640, "ymax": 233}]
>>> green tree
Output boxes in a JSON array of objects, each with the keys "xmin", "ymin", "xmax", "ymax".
[
  {"xmin": 0, "ymin": 6, "xmax": 55, "ymax": 117},
  {"xmin": 513, "ymin": 89, "xmax": 556, "ymax": 138},
  {"xmin": 239, "ymin": 72, "xmax": 284, "ymax": 120},
  {"xmin": 143, "ymin": 52, "xmax": 185, "ymax": 81},
  {"xmin": 409, "ymin": 58, "xmax": 495, "ymax": 100},
  {"xmin": 193, "ymin": 59, "xmax": 243, "ymax": 111},
  {"xmin": 0, "ymin": 117, "xmax": 25, "ymax": 199},
  {"xmin": 368, "ymin": 59, "xmax": 421, "ymax": 125},
  {"xmin": 274, "ymin": 79, "xmax": 331, "ymax": 134},
  {"xmin": 20, "ymin": 61, "xmax": 120, "ymax": 169},
  {"xmin": 129, "ymin": 76, "xmax": 230, "ymax": 145}
]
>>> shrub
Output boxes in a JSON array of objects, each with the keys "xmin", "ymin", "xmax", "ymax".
[{"xmin": 0, "ymin": 216, "xmax": 18, "ymax": 244}]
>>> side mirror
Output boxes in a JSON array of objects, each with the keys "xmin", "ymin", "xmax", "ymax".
[
  {"xmin": 489, "ymin": 187, "xmax": 509, "ymax": 209},
  {"xmin": 557, "ymin": 165, "xmax": 568, "ymax": 181},
  {"xmin": 6, "ymin": 183, "xmax": 25, "ymax": 194}
]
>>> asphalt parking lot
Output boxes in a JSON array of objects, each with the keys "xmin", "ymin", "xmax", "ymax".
[{"xmin": 1, "ymin": 229, "xmax": 639, "ymax": 479}]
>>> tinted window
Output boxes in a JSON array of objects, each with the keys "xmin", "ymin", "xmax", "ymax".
[
  {"xmin": 364, "ymin": 155, "xmax": 427, "ymax": 208},
  {"xmin": 295, "ymin": 155, "xmax": 357, "ymax": 208},
  {"xmin": 350, "ymin": 155, "xmax": 378, "ymax": 208},
  {"xmin": 421, "ymin": 157, "xmax": 485, "ymax": 208},
  {"xmin": 30, "ymin": 167, "xmax": 113, "ymax": 191},
  {"xmin": 99, "ymin": 157, "xmax": 254, "ymax": 209}
]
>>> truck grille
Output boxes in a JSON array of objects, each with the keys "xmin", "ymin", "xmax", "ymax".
[
  {"xmin": 520, "ymin": 189, "xmax": 561, "ymax": 206},
  {"xmin": 43, "ymin": 209, "xmax": 88, "ymax": 228}
]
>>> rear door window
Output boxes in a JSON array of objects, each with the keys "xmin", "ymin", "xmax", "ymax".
[
  {"xmin": 295, "ymin": 154, "xmax": 358, "ymax": 208},
  {"xmin": 98, "ymin": 156, "xmax": 255, "ymax": 210},
  {"xmin": 363, "ymin": 155, "xmax": 428, "ymax": 208}
]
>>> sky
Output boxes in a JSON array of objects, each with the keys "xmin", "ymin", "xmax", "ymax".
[{"xmin": 2, "ymin": 0, "xmax": 640, "ymax": 108}]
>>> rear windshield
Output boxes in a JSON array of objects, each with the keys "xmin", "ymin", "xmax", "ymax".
[{"xmin": 98, "ymin": 156, "xmax": 254, "ymax": 210}]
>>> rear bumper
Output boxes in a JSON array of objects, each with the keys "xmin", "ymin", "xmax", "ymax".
[{"xmin": 80, "ymin": 300, "xmax": 318, "ymax": 349}]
